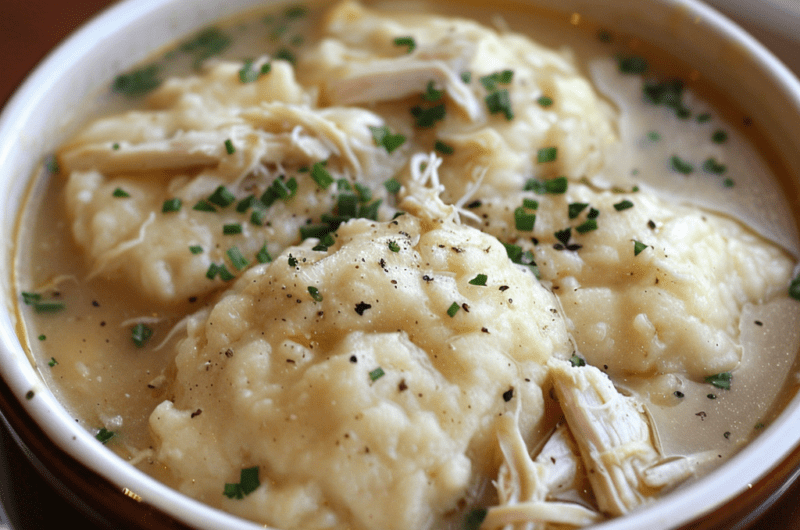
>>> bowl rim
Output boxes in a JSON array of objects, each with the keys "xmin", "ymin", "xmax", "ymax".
[{"xmin": 2, "ymin": 0, "xmax": 800, "ymax": 529}]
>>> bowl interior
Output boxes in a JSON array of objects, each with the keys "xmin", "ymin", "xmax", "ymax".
[{"xmin": 1, "ymin": 1, "xmax": 800, "ymax": 529}]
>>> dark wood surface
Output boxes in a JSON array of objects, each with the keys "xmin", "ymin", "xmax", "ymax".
[{"xmin": 1, "ymin": 0, "xmax": 800, "ymax": 528}]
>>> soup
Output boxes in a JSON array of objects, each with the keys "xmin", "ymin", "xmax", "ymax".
[{"xmin": 13, "ymin": 1, "xmax": 800, "ymax": 529}]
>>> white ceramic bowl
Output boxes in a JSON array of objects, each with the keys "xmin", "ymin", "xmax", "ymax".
[{"xmin": 2, "ymin": 1, "xmax": 800, "ymax": 529}]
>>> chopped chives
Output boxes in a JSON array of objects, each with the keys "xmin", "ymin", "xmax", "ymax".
[
  {"xmin": 311, "ymin": 162, "xmax": 334, "ymax": 189},
  {"xmin": 224, "ymin": 139, "xmax": 236, "ymax": 155},
  {"xmin": 250, "ymin": 209, "xmax": 267, "ymax": 225},
  {"xmin": 702, "ymin": 158, "xmax": 727, "ymax": 174},
  {"xmin": 613, "ymin": 200, "xmax": 634, "ymax": 211},
  {"xmin": 112, "ymin": 188, "xmax": 130, "ymax": 198},
  {"xmin": 393, "ymin": 36, "xmax": 416, "ymax": 53},
  {"xmin": 537, "ymin": 146, "xmax": 558, "ymax": 163},
  {"xmin": 468, "ymin": 274, "xmax": 488, "ymax": 286},
  {"xmin": 423, "ymin": 80, "xmax": 443, "ymax": 102},
  {"xmin": 256, "ymin": 244, "xmax": 272, "ymax": 264},
  {"xmin": 307, "ymin": 286, "xmax": 323, "ymax": 302},
  {"xmin": 514, "ymin": 207, "xmax": 536, "ymax": 231},
  {"xmin": 484, "ymin": 89, "xmax": 513, "ymax": 120},
  {"xmin": 162, "ymin": 198, "xmax": 182, "ymax": 213},
  {"xmin": 227, "ymin": 247, "xmax": 249, "ymax": 270},
  {"xmin": 575, "ymin": 219, "xmax": 598, "ymax": 234},
  {"xmin": 223, "ymin": 223, "xmax": 243, "ymax": 235},
  {"xmin": 189, "ymin": 245, "xmax": 203, "ymax": 254},
  {"xmin": 446, "ymin": 302, "xmax": 460, "ymax": 317},
  {"xmin": 410, "ymin": 103, "xmax": 446, "ymax": 128},
  {"xmin": 525, "ymin": 176, "xmax": 567, "ymax": 195},
  {"xmin": 193, "ymin": 199, "xmax": 216, "ymax": 212},
  {"xmin": 95, "ymin": 428, "xmax": 116, "ymax": 444},
  {"xmin": 537, "ymin": 95, "xmax": 553, "ymax": 107},
  {"xmin": 384, "ymin": 178, "xmax": 401, "ymax": 194},
  {"xmin": 369, "ymin": 126, "xmax": 406, "ymax": 153},
  {"xmin": 208, "ymin": 186, "xmax": 236, "ymax": 208},
  {"xmin": 568, "ymin": 203, "xmax": 589, "ymax": 219},
  {"xmin": 369, "ymin": 367, "xmax": 386, "ymax": 381},
  {"xmin": 434, "ymin": 140, "xmax": 454, "ymax": 155},
  {"xmin": 712, "ymin": 130, "xmax": 728, "ymax": 144},
  {"xmin": 522, "ymin": 198, "xmax": 539, "ymax": 210},
  {"xmin": 670, "ymin": 155, "xmax": 694, "ymax": 175},
  {"xmin": 131, "ymin": 323, "xmax": 153, "ymax": 347}
]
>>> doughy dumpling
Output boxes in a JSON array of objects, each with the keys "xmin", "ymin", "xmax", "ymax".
[
  {"xmin": 466, "ymin": 182, "xmax": 794, "ymax": 379},
  {"xmin": 301, "ymin": 1, "xmax": 618, "ymax": 202},
  {"xmin": 60, "ymin": 60, "xmax": 401, "ymax": 304},
  {"xmin": 150, "ymin": 208, "xmax": 571, "ymax": 530}
]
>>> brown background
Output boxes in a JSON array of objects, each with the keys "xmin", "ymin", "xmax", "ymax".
[{"xmin": 2, "ymin": 0, "xmax": 800, "ymax": 528}]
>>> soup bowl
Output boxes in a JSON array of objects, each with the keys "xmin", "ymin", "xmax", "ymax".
[{"xmin": 1, "ymin": 0, "xmax": 800, "ymax": 529}]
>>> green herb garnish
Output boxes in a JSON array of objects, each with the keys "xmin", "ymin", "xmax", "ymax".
[
  {"xmin": 613, "ymin": 200, "xmax": 634, "ymax": 211},
  {"xmin": 434, "ymin": 140, "xmax": 454, "ymax": 155},
  {"xmin": 131, "ymin": 323, "xmax": 153, "ymax": 348},
  {"xmin": 227, "ymin": 247, "xmax": 249, "ymax": 270},
  {"xmin": 633, "ymin": 240, "xmax": 647, "ymax": 256},
  {"xmin": 311, "ymin": 162, "xmax": 334, "ymax": 189},
  {"xmin": 224, "ymin": 466, "xmax": 260, "ymax": 499},
  {"xmin": 568, "ymin": 203, "xmax": 589, "ymax": 219},
  {"xmin": 95, "ymin": 428, "xmax": 116, "ymax": 444},
  {"xmin": 369, "ymin": 367, "xmax": 386, "ymax": 381},
  {"xmin": 308, "ymin": 286, "xmax": 323, "ymax": 302},
  {"xmin": 208, "ymin": 186, "xmax": 236, "ymax": 208},
  {"xmin": 369, "ymin": 126, "xmax": 406, "ymax": 153},
  {"xmin": 162, "ymin": 198, "xmax": 182, "ymax": 213},
  {"xmin": 393, "ymin": 36, "xmax": 416, "ymax": 53},
  {"xmin": 670, "ymin": 155, "xmax": 694, "ymax": 175},
  {"xmin": 469, "ymin": 274, "xmax": 488, "ymax": 286},
  {"xmin": 525, "ymin": 176, "xmax": 567, "ymax": 195},
  {"xmin": 223, "ymin": 223, "xmax": 243, "ymax": 235},
  {"xmin": 616, "ymin": 55, "xmax": 648, "ymax": 74},
  {"xmin": 537, "ymin": 146, "xmax": 558, "ymax": 163},
  {"xmin": 514, "ymin": 207, "xmax": 536, "ymax": 231},
  {"xmin": 112, "ymin": 64, "xmax": 161, "ymax": 96},
  {"xmin": 112, "ymin": 188, "xmax": 131, "ymax": 198},
  {"xmin": 446, "ymin": 302, "xmax": 460, "ymax": 317},
  {"xmin": 704, "ymin": 371, "xmax": 732, "ymax": 390}
]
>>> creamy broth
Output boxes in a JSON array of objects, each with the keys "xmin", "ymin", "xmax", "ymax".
[{"xmin": 13, "ymin": 1, "xmax": 800, "ymax": 528}]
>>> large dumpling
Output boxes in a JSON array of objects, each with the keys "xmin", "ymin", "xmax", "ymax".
[{"xmin": 150, "ymin": 202, "xmax": 571, "ymax": 530}]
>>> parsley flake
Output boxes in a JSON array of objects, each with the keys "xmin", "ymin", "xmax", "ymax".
[
  {"xmin": 536, "ymin": 146, "xmax": 558, "ymax": 163},
  {"xmin": 95, "ymin": 428, "xmax": 116, "ymax": 444},
  {"xmin": 568, "ymin": 203, "xmax": 589, "ymax": 219},
  {"xmin": 308, "ymin": 286, "xmax": 323, "ymax": 302},
  {"xmin": 613, "ymin": 200, "xmax": 634, "ymax": 211},
  {"xmin": 514, "ymin": 207, "xmax": 536, "ymax": 231},
  {"xmin": 633, "ymin": 240, "xmax": 647, "ymax": 256},
  {"xmin": 369, "ymin": 367, "xmax": 386, "ymax": 381},
  {"xmin": 131, "ymin": 323, "xmax": 153, "ymax": 348},
  {"xmin": 705, "ymin": 371, "xmax": 732, "ymax": 390},
  {"xmin": 469, "ymin": 274, "xmax": 488, "ymax": 286},
  {"xmin": 162, "ymin": 198, "xmax": 182, "ymax": 213},
  {"xmin": 369, "ymin": 126, "xmax": 406, "ymax": 153},
  {"xmin": 447, "ymin": 302, "xmax": 460, "ymax": 317},
  {"xmin": 393, "ymin": 36, "xmax": 416, "ymax": 53},
  {"xmin": 670, "ymin": 155, "xmax": 694, "ymax": 175}
]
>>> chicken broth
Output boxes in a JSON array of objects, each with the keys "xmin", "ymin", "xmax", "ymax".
[{"xmin": 13, "ymin": 1, "xmax": 800, "ymax": 529}]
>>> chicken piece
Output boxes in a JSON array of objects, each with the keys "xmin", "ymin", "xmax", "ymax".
[
  {"xmin": 484, "ymin": 415, "xmax": 602, "ymax": 530},
  {"xmin": 548, "ymin": 359, "xmax": 699, "ymax": 516}
]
